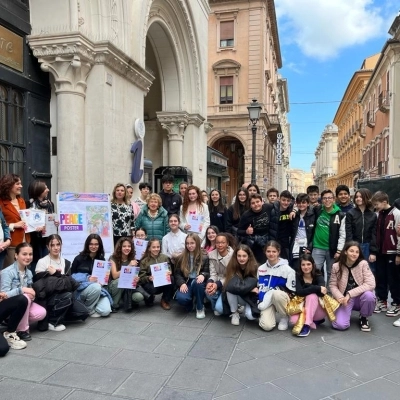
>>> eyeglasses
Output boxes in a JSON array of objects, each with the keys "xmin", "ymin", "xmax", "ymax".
[{"xmin": 322, "ymin": 197, "xmax": 334, "ymax": 201}]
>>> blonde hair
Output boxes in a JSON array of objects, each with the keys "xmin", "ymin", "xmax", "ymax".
[{"xmin": 146, "ymin": 193, "xmax": 162, "ymax": 207}]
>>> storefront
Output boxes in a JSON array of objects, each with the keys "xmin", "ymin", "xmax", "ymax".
[{"xmin": 206, "ymin": 146, "xmax": 228, "ymax": 198}]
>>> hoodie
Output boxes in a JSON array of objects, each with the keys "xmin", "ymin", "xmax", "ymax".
[{"xmin": 257, "ymin": 258, "xmax": 295, "ymax": 302}]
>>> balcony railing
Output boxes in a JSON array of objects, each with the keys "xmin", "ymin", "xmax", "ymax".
[{"xmin": 366, "ymin": 110, "xmax": 375, "ymax": 128}]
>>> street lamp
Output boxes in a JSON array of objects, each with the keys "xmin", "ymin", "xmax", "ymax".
[
  {"xmin": 286, "ymin": 173, "xmax": 289, "ymax": 190},
  {"xmin": 247, "ymin": 99, "xmax": 262, "ymax": 184}
]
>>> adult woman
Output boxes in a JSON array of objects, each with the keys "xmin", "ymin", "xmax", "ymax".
[
  {"xmin": 138, "ymin": 238, "xmax": 174, "ymax": 310},
  {"xmin": 208, "ymin": 189, "xmax": 227, "ymax": 233},
  {"xmin": 179, "ymin": 182, "xmax": 188, "ymax": 199},
  {"xmin": 125, "ymin": 183, "xmax": 141, "ymax": 219},
  {"xmin": 0, "ymin": 208, "xmax": 11, "ymax": 270},
  {"xmin": 203, "ymin": 226, "xmax": 219, "ymax": 253},
  {"xmin": 201, "ymin": 190, "xmax": 209, "ymax": 204},
  {"xmin": 290, "ymin": 254, "xmax": 327, "ymax": 337},
  {"xmin": 28, "ymin": 180, "xmax": 59, "ymax": 269},
  {"xmin": 34, "ymin": 234, "xmax": 80, "ymax": 331},
  {"xmin": 224, "ymin": 244, "xmax": 259, "ymax": 325},
  {"xmin": 0, "ymin": 173, "xmax": 30, "ymax": 267},
  {"xmin": 107, "ymin": 237, "xmax": 143, "ymax": 310},
  {"xmin": 174, "ymin": 234, "xmax": 209, "ymax": 319},
  {"xmin": 111, "ymin": 183, "xmax": 135, "ymax": 244},
  {"xmin": 0, "ymin": 243, "xmax": 46, "ymax": 340},
  {"xmin": 345, "ymin": 188, "xmax": 377, "ymax": 274},
  {"xmin": 226, "ymin": 188, "xmax": 250, "ymax": 236},
  {"xmin": 162, "ymin": 214, "xmax": 187, "ymax": 259},
  {"xmin": 180, "ymin": 185, "xmax": 210, "ymax": 241},
  {"xmin": 71, "ymin": 234, "xmax": 112, "ymax": 317},
  {"xmin": 205, "ymin": 233, "xmax": 234, "ymax": 315},
  {"xmin": 330, "ymin": 241, "xmax": 376, "ymax": 332},
  {"xmin": 134, "ymin": 193, "xmax": 169, "ymax": 241}
]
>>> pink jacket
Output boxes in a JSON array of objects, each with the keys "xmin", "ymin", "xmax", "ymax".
[{"xmin": 329, "ymin": 260, "xmax": 375, "ymax": 300}]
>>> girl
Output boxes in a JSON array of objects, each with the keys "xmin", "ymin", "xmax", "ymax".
[
  {"xmin": 208, "ymin": 189, "xmax": 227, "ymax": 233},
  {"xmin": 203, "ymin": 226, "xmax": 219, "ymax": 253},
  {"xmin": 201, "ymin": 190, "xmax": 209, "ymax": 204},
  {"xmin": 111, "ymin": 183, "xmax": 135, "ymax": 244},
  {"xmin": 226, "ymin": 188, "xmax": 250, "ymax": 236},
  {"xmin": 330, "ymin": 241, "xmax": 376, "ymax": 332},
  {"xmin": 180, "ymin": 185, "xmax": 210, "ymax": 241},
  {"xmin": 138, "ymin": 239, "xmax": 174, "ymax": 310},
  {"xmin": 291, "ymin": 254, "xmax": 327, "ymax": 337},
  {"xmin": 174, "ymin": 234, "xmax": 209, "ymax": 319},
  {"xmin": 135, "ymin": 227, "xmax": 147, "ymax": 239},
  {"xmin": 107, "ymin": 238, "xmax": 143, "ymax": 309},
  {"xmin": 205, "ymin": 233, "xmax": 234, "ymax": 315},
  {"xmin": 125, "ymin": 183, "xmax": 141, "ymax": 219},
  {"xmin": 162, "ymin": 214, "xmax": 187, "ymax": 260},
  {"xmin": 246, "ymin": 183, "xmax": 260, "ymax": 197},
  {"xmin": 0, "ymin": 243, "xmax": 46, "ymax": 341},
  {"xmin": 257, "ymin": 241, "xmax": 295, "ymax": 332},
  {"xmin": 71, "ymin": 234, "xmax": 112, "ymax": 317},
  {"xmin": 224, "ymin": 245, "xmax": 259, "ymax": 325}
]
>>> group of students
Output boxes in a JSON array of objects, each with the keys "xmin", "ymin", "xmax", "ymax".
[{"xmin": 0, "ymin": 172, "xmax": 399, "ymax": 357}]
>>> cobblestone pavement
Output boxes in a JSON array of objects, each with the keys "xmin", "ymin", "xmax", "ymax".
[{"xmin": 1, "ymin": 300, "xmax": 400, "ymax": 400}]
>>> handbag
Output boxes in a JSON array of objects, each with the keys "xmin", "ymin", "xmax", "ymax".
[
  {"xmin": 319, "ymin": 294, "xmax": 340, "ymax": 322},
  {"xmin": 285, "ymin": 295, "xmax": 305, "ymax": 316}
]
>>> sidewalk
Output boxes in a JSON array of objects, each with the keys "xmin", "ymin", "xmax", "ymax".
[{"xmin": 1, "ymin": 302, "xmax": 400, "ymax": 400}]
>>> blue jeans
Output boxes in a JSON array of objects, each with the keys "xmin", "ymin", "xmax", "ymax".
[
  {"xmin": 360, "ymin": 242, "xmax": 376, "ymax": 275},
  {"xmin": 205, "ymin": 289, "xmax": 224, "ymax": 314},
  {"xmin": 79, "ymin": 283, "xmax": 111, "ymax": 316},
  {"xmin": 0, "ymin": 250, "xmax": 6, "ymax": 270},
  {"xmin": 175, "ymin": 278, "xmax": 206, "ymax": 311},
  {"xmin": 312, "ymin": 248, "xmax": 335, "ymax": 284}
]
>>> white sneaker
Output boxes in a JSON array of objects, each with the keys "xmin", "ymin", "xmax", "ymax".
[
  {"xmin": 237, "ymin": 305, "xmax": 245, "ymax": 314},
  {"xmin": 196, "ymin": 308, "xmax": 206, "ymax": 319},
  {"xmin": 3, "ymin": 331, "xmax": 27, "ymax": 350},
  {"xmin": 48, "ymin": 323, "xmax": 66, "ymax": 332},
  {"xmin": 90, "ymin": 312, "xmax": 102, "ymax": 318},
  {"xmin": 214, "ymin": 310, "xmax": 222, "ymax": 316},
  {"xmin": 278, "ymin": 316, "xmax": 289, "ymax": 331},
  {"xmin": 393, "ymin": 317, "xmax": 400, "ymax": 327},
  {"xmin": 230, "ymin": 312, "xmax": 240, "ymax": 326}
]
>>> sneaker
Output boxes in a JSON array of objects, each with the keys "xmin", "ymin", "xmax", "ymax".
[
  {"xmin": 297, "ymin": 324, "xmax": 311, "ymax": 337},
  {"xmin": 17, "ymin": 330, "xmax": 32, "ymax": 341},
  {"xmin": 214, "ymin": 310, "xmax": 222, "ymax": 316},
  {"xmin": 359, "ymin": 316, "xmax": 371, "ymax": 332},
  {"xmin": 196, "ymin": 308, "xmax": 206, "ymax": 319},
  {"xmin": 278, "ymin": 316, "xmax": 289, "ymax": 331},
  {"xmin": 237, "ymin": 305, "xmax": 245, "ymax": 314},
  {"xmin": 90, "ymin": 312, "xmax": 102, "ymax": 318},
  {"xmin": 48, "ymin": 323, "xmax": 66, "ymax": 331},
  {"xmin": 3, "ymin": 332, "xmax": 27, "ymax": 350},
  {"xmin": 393, "ymin": 317, "xmax": 400, "ymax": 327},
  {"xmin": 230, "ymin": 312, "xmax": 240, "ymax": 326},
  {"xmin": 374, "ymin": 300, "xmax": 387, "ymax": 313},
  {"xmin": 386, "ymin": 304, "xmax": 400, "ymax": 317}
]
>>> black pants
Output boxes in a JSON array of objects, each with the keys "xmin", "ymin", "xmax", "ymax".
[
  {"xmin": 37, "ymin": 292, "xmax": 74, "ymax": 331},
  {"xmin": 142, "ymin": 277, "xmax": 174, "ymax": 303},
  {"xmin": 0, "ymin": 295, "xmax": 28, "ymax": 357},
  {"xmin": 376, "ymin": 254, "xmax": 400, "ymax": 304}
]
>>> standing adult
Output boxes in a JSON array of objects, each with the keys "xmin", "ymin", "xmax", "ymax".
[
  {"xmin": 158, "ymin": 174, "xmax": 182, "ymax": 216},
  {"xmin": 0, "ymin": 174, "xmax": 30, "ymax": 267},
  {"xmin": 0, "ymin": 208, "xmax": 11, "ymax": 270}
]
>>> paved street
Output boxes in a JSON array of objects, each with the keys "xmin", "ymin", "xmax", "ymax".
[{"xmin": 1, "ymin": 300, "xmax": 400, "ymax": 400}]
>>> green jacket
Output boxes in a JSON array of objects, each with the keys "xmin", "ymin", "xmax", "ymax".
[
  {"xmin": 138, "ymin": 254, "xmax": 170, "ymax": 285},
  {"xmin": 135, "ymin": 205, "xmax": 170, "ymax": 241}
]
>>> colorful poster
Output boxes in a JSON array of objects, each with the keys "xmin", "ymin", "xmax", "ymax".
[
  {"xmin": 134, "ymin": 239, "xmax": 148, "ymax": 261},
  {"xmin": 57, "ymin": 193, "xmax": 113, "ymax": 261},
  {"xmin": 43, "ymin": 213, "xmax": 58, "ymax": 237},
  {"xmin": 188, "ymin": 214, "xmax": 204, "ymax": 233},
  {"xmin": 150, "ymin": 262, "xmax": 171, "ymax": 288},
  {"xmin": 92, "ymin": 260, "xmax": 112, "ymax": 285},
  {"xmin": 19, "ymin": 209, "xmax": 46, "ymax": 233},
  {"xmin": 118, "ymin": 266, "xmax": 140, "ymax": 289}
]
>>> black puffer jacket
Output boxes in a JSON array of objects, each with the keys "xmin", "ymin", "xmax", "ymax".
[
  {"xmin": 225, "ymin": 275, "xmax": 259, "ymax": 318},
  {"xmin": 290, "ymin": 207, "xmax": 316, "ymax": 254},
  {"xmin": 174, "ymin": 255, "xmax": 210, "ymax": 288},
  {"xmin": 269, "ymin": 200, "xmax": 294, "ymax": 243},
  {"xmin": 226, "ymin": 203, "xmax": 248, "ymax": 235},
  {"xmin": 33, "ymin": 271, "xmax": 79, "ymax": 300},
  {"xmin": 345, "ymin": 207, "xmax": 377, "ymax": 253}
]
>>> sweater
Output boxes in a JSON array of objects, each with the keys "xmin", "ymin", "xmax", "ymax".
[{"xmin": 295, "ymin": 274, "xmax": 325, "ymax": 297}]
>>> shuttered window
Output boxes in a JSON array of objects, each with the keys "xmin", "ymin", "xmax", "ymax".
[
  {"xmin": 220, "ymin": 76, "xmax": 233, "ymax": 104},
  {"xmin": 220, "ymin": 21, "xmax": 234, "ymax": 47}
]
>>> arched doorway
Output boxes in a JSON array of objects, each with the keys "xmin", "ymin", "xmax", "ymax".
[{"xmin": 211, "ymin": 136, "xmax": 245, "ymax": 203}]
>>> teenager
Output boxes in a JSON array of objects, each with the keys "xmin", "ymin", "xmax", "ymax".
[
  {"xmin": 162, "ymin": 214, "xmax": 187, "ymax": 260},
  {"xmin": 335, "ymin": 185, "xmax": 354, "ymax": 213},
  {"xmin": 174, "ymin": 234, "xmax": 209, "ymax": 318},
  {"xmin": 246, "ymin": 183, "xmax": 260, "ymax": 197},
  {"xmin": 205, "ymin": 233, "xmax": 234, "ymax": 315},
  {"xmin": 291, "ymin": 254, "xmax": 327, "ymax": 337},
  {"xmin": 179, "ymin": 182, "xmax": 188, "ymax": 199},
  {"xmin": 226, "ymin": 188, "xmax": 250, "ymax": 236},
  {"xmin": 0, "ymin": 243, "xmax": 46, "ymax": 341},
  {"xmin": 266, "ymin": 188, "xmax": 279, "ymax": 204},
  {"xmin": 306, "ymin": 185, "xmax": 320, "ymax": 208},
  {"xmin": 330, "ymin": 241, "xmax": 376, "ymax": 332},
  {"xmin": 224, "ymin": 244, "xmax": 259, "ymax": 325},
  {"xmin": 134, "ymin": 182, "xmax": 152, "ymax": 208},
  {"xmin": 158, "ymin": 174, "xmax": 182, "ymax": 216},
  {"xmin": 138, "ymin": 239, "xmax": 174, "ymax": 310},
  {"xmin": 258, "ymin": 241, "xmax": 295, "ymax": 332},
  {"xmin": 203, "ymin": 226, "xmax": 219, "ymax": 253},
  {"xmin": 208, "ymin": 189, "xmax": 227, "ymax": 233}
]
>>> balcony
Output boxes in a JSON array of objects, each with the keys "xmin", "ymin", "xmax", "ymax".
[
  {"xmin": 208, "ymin": 103, "xmax": 251, "ymax": 117},
  {"xmin": 366, "ymin": 110, "xmax": 375, "ymax": 128},
  {"xmin": 359, "ymin": 124, "xmax": 366, "ymax": 138},
  {"xmin": 378, "ymin": 91, "xmax": 390, "ymax": 113}
]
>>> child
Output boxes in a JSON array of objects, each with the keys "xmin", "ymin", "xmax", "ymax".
[
  {"xmin": 330, "ymin": 241, "xmax": 375, "ymax": 332},
  {"xmin": 291, "ymin": 254, "xmax": 327, "ymax": 337},
  {"xmin": 257, "ymin": 240, "xmax": 295, "ymax": 331},
  {"xmin": 174, "ymin": 233, "xmax": 209, "ymax": 319},
  {"xmin": 306, "ymin": 185, "xmax": 320, "ymax": 208}
]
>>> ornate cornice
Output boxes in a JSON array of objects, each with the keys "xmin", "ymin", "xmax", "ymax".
[{"xmin": 157, "ymin": 111, "xmax": 205, "ymax": 127}]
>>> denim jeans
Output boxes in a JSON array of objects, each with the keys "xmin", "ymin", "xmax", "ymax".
[
  {"xmin": 312, "ymin": 248, "xmax": 335, "ymax": 284},
  {"xmin": 205, "ymin": 289, "xmax": 224, "ymax": 313},
  {"xmin": 80, "ymin": 283, "xmax": 111, "ymax": 316},
  {"xmin": 360, "ymin": 242, "xmax": 376, "ymax": 275},
  {"xmin": 175, "ymin": 278, "xmax": 206, "ymax": 311}
]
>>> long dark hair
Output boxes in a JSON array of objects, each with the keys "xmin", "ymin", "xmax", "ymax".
[
  {"xmin": 208, "ymin": 189, "xmax": 225, "ymax": 214},
  {"xmin": 354, "ymin": 188, "xmax": 373, "ymax": 210},
  {"xmin": 80, "ymin": 233, "xmax": 105, "ymax": 259},
  {"xmin": 204, "ymin": 225, "xmax": 220, "ymax": 249},
  {"xmin": 111, "ymin": 237, "xmax": 135, "ymax": 271},
  {"xmin": 232, "ymin": 188, "xmax": 250, "ymax": 220},
  {"xmin": 335, "ymin": 241, "xmax": 364, "ymax": 281},
  {"xmin": 297, "ymin": 254, "xmax": 321, "ymax": 280}
]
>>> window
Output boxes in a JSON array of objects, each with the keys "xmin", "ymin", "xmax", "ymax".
[
  {"xmin": 220, "ymin": 21, "xmax": 234, "ymax": 47},
  {"xmin": 219, "ymin": 76, "xmax": 233, "ymax": 104},
  {"xmin": 386, "ymin": 70, "xmax": 390, "ymax": 92}
]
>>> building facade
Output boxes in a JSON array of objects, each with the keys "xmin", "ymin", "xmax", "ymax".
[
  {"xmin": 287, "ymin": 169, "xmax": 313, "ymax": 196},
  {"xmin": 206, "ymin": 0, "xmax": 288, "ymax": 201},
  {"xmin": 24, "ymin": 0, "xmax": 209, "ymax": 196}
]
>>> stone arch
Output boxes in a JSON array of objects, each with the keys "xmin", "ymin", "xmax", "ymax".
[{"xmin": 209, "ymin": 131, "xmax": 247, "ymax": 152}]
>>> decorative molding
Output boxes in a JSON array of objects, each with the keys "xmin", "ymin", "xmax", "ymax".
[{"xmin": 204, "ymin": 121, "xmax": 213, "ymax": 134}]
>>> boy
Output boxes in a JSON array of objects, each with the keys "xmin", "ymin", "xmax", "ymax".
[
  {"xmin": 266, "ymin": 187, "xmax": 279, "ymax": 204},
  {"xmin": 371, "ymin": 191, "xmax": 400, "ymax": 326},
  {"xmin": 134, "ymin": 182, "xmax": 152, "ymax": 208},
  {"xmin": 306, "ymin": 185, "xmax": 320, "ymax": 208},
  {"xmin": 158, "ymin": 174, "xmax": 182, "ymax": 216},
  {"xmin": 336, "ymin": 184, "xmax": 354, "ymax": 213}
]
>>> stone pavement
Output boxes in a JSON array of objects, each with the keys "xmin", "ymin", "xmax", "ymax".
[{"xmin": 1, "ymin": 300, "xmax": 400, "ymax": 400}]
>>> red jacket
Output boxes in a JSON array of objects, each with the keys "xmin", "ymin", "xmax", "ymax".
[{"xmin": 0, "ymin": 198, "xmax": 30, "ymax": 246}]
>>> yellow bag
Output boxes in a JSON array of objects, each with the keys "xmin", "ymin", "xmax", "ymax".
[
  {"xmin": 286, "ymin": 295, "xmax": 305, "ymax": 316},
  {"xmin": 292, "ymin": 308, "xmax": 306, "ymax": 335},
  {"xmin": 319, "ymin": 294, "xmax": 340, "ymax": 322}
]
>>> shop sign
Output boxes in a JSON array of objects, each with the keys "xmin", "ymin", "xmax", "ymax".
[
  {"xmin": 210, "ymin": 153, "xmax": 227, "ymax": 167},
  {"xmin": 0, "ymin": 25, "xmax": 23, "ymax": 72},
  {"xmin": 276, "ymin": 132, "xmax": 283, "ymax": 165}
]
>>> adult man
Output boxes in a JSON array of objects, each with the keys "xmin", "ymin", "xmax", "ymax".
[
  {"xmin": 336, "ymin": 184, "xmax": 354, "ymax": 213},
  {"xmin": 158, "ymin": 174, "xmax": 182, "ymax": 216},
  {"xmin": 312, "ymin": 189, "xmax": 346, "ymax": 283}
]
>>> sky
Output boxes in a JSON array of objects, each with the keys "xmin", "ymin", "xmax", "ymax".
[{"xmin": 275, "ymin": 0, "xmax": 399, "ymax": 171}]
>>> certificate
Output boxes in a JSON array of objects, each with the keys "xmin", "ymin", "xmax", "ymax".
[
  {"xmin": 188, "ymin": 214, "xmax": 204, "ymax": 233},
  {"xmin": 19, "ymin": 209, "xmax": 46, "ymax": 233},
  {"xmin": 43, "ymin": 213, "xmax": 58, "ymax": 237},
  {"xmin": 150, "ymin": 262, "xmax": 171, "ymax": 288},
  {"xmin": 92, "ymin": 260, "xmax": 112, "ymax": 285},
  {"xmin": 134, "ymin": 239, "xmax": 148, "ymax": 260},
  {"xmin": 118, "ymin": 266, "xmax": 140, "ymax": 289}
]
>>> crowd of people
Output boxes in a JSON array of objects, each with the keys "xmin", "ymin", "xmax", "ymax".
[{"xmin": 0, "ymin": 172, "xmax": 399, "ymax": 357}]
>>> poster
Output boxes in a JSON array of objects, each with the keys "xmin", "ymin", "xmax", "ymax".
[
  {"xmin": 57, "ymin": 193, "xmax": 113, "ymax": 261},
  {"xmin": 118, "ymin": 266, "xmax": 140, "ymax": 289},
  {"xmin": 43, "ymin": 213, "xmax": 58, "ymax": 237},
  {"xmin": 134, "ymin": 239, "xmax": 148, "ymax": 261},
  {"xmin": 92, "ymin": 260, "xmax": 112, "ymax": 285},
  {"xmin": 188, "ymin": 214, "xmax": 204, "ymax": 233},
  {"xmin": 150, "ymin": 262, "xmax": 171, "ymax": 288},
  {"xmin": 19, "ymin": 209, "xmax": 46, "ymax": 233}
]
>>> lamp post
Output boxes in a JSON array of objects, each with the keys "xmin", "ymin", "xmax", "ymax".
[
  {"xmin": 286, "ymin": 173, "xmax": 289, "ymax": 190},
  {"xmin": 247, "ymin": 99, "xmax": 262, "ymax": 184}
]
